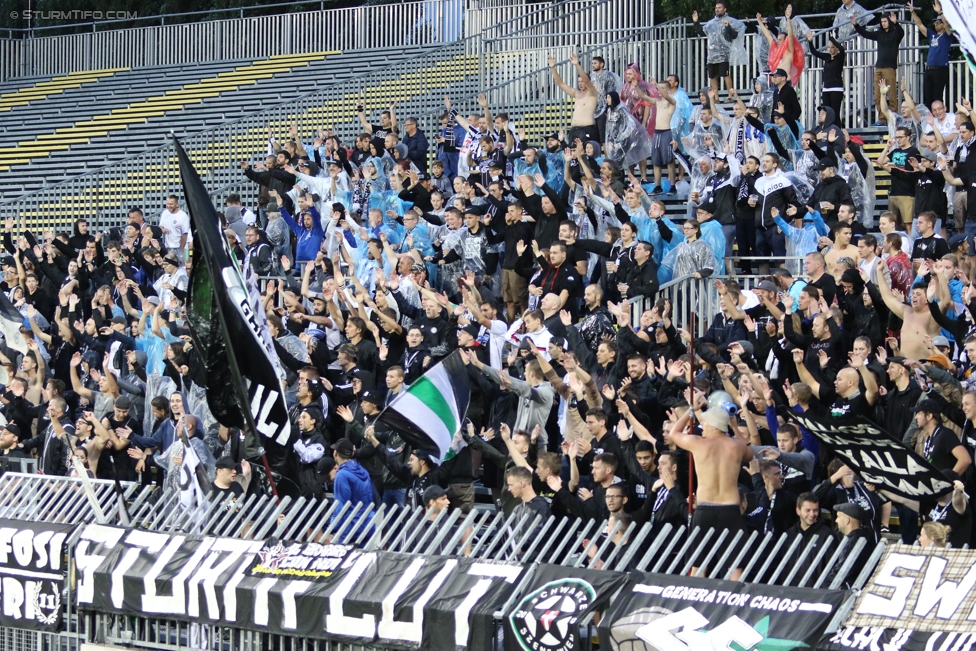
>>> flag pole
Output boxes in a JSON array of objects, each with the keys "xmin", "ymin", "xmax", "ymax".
[
  {"xmin": 176, "ymin": 138, "xmax": 280, "ymax": 498},
  {"xmin": 688, "ymin": 302, "xmax": 695, "ymax": 520}
]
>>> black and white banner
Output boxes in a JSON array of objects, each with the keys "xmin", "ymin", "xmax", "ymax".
[
  {"xmin": 789, "ymin": 412, "xmax": 953, "ymax": 499},
  {"xmin": 74, "ymin": 525, "xmax": 522, "ymax": 650},
  {"xmin": 505, "ymin": 563, "xmax": 628, "ymax": 651},
  {"xmin": 0, "ymin": 519, "xmax": 73, "ymax": 631},
  {"xmin": 598, "ymin": 572, "xmax": 850, "ymax": 650}
]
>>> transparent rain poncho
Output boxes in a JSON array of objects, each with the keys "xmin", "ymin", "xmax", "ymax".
[
  {"xmin": 750, "ymin": 76, "xmax": 774, "ymax": 124},
  {"xmin": 605, "ymin": 102, "xmax": 655, "ymax": 168},
  {"xmin": 701, "ymin": 14, "xmax": 748, "ymax": 65},
  {"xmin": 784, "ymin": 171, "xmax": 815, "ymax": 206},
  {"xmin": 832, "ymin": 1, "xmax": 871, "ymax": 42},
  {"xmin": 670, "ymin": 86, "xmax": 695, "ymax": 144}
]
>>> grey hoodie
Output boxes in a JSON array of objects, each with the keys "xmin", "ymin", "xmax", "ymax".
[{"xmin": 225, "ymin": 206, "xmax": 248, "ymax": 241}]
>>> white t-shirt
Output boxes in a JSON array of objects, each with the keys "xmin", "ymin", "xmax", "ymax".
[{"xmin": 159, "ymin": 209, "xmax": 191, "ymax": 250}]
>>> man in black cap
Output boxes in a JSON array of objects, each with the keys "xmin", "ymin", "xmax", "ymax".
[
  {"xmin": 828, "ymin": 502, "xmax": 875, "ymax": 587},
  {"xmin": 807, "ymin": 158, "xmax": 852, "ymax": 225},
  {"xmin": 398, "ymin": 168, "xmax": 434, "ymax": 213},
  {"xmin": 911, "ymin": 398, "xmax": 972, "ymax": 475},
  {"xmin": 211, "ymin": 456, "xmax": 251, "ymax": 500},
  {"xmin": 0, "ymin": 425, "xmax": 28, "ymax": 471},
  {"xmin": 770, "ymin": 68, "xmax": 801, "ymax": 125},
  {"xmin": 881, "ymin": 357, "xmax": 923, "ymax": 447},
  {"xmin": 696, "ymin": 150, "xmax": 740, "ymax": 274},
  {"xmin": 423, "ymin": 485, "xmax": 451, "ymax": 519},
  {"xmin": 365, "ymin": 425, "xmax": 458, "ymax": 511}
]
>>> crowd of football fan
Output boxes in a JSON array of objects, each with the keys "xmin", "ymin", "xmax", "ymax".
[{"xmin": 0, "ymin": 0, "xmax": 973, "ymax": 569}]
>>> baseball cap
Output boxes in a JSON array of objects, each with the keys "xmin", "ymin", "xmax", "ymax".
[
  {"xmin": 412, "ymin": 448, "xmax": 441, "ymax": 466},
  {"xmin": 114, "ymin": 396, "xmax": 131, "ymax": 410},
  {"xmin": 713, "ymin": 151, "xmax": 728, "ymax": 161},
  {"xmin": 111, "ymin": 316, "xmax": 127, "ymax": 325},
  {"xmin": 416, "ymin": 172, "xmax": 430, "ymax": 181},
  {"xmin": 911, "ymin": 398, "xmax": 943, "ymax": 416},
  {"xmin": 460, "ymin": 323, "xmax": 480, "ymax": 339},
  {"xmin": 925, "ymin": 352, "xmax": 953, "ymax": 370},
  {"xmin": 215, "ymin": 456, "xmax": 237, "ymax": 470},
  {"xmin": 756, "ymin": 280, "xmax": 777, "ymax": 293},
  {"xmin": 410, "ymin": 263, "xmax": 427, "ymax": 274},
  {"xmin": 771, "ymin": 68, "xmax": 788, "ymax": 78},
  {"xmin": 887, "ymin": 356, "xmax": 911, "ymax": 368},
  {"xmin": 360, "ymin": 390, "xmax": 383, "ymax": 406},
  {"xmin": 833, "ymin": 502, "xmax": 865, "ymax": 522},
  {"xmin": 422, "ymin": 485, "xmax": 449, "ymax": 504},
  {"xmin": 1, "ymin": 424, "xmax": 19, "ymax": 438},
  {"xmin": 932, "ymin": 335, "xmax": 951, "ymax": 348},
  {"xmin": 331, "ymin": 438, "xmax": 355, "ymax": 457},
  {"xmin": 920, "ymin": 148, "xmax": 938, "ymax": 163},
  {"xmin": 948, "ymin": 234, "xmax": 968, "ymax": 251},
  {"xmin": 546, "ymin": 132, "xmax": 561, "ymax": 141},
  {"xmin": 812, "ymin": 157, "xmax": 834, "ymax": 171}
]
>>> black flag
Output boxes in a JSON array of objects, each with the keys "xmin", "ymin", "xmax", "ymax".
[{"xmin": 175, "ymin": 139, "xmax": 292, "ymax": 475}]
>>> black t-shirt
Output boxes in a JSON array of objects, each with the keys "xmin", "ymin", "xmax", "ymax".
[
  {"xmin": 921, "ymin": 498, "xmax": 973, "ymax": 549},
  {"xmin": 809, "ymin": 273, "xmax": 837, "ymax": 306},
  {"xmin": 369, "ymin": 124, "xmax": 397, "ymax": 139},
  {"xmin": 888, "ymin": 147, "xmax": 921, "ymax": 196},
  {"xmin": 211, "ymin": 482, "xmax": 244, "ymax": 500},
  {"xmin": 923, "ymin": 426, "xmax": 962, "ymax": 471},
  {"xmin": 911, "ymin": 235, "xmax": 950, "ymax": 261},
  {"xmin": 965, "ymin": 174, "xmax": 976, "ymax": 221},
  {"xmin": 535, "ymin": 263, "xmax": 583, "ymax": 316},
  {"xmin": 820, "ymin": 386, "xmax": 872, "ymax": 420}
]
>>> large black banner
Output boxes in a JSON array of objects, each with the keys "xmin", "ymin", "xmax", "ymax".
[
  {"xmin": 74, "ymin": 525, "xmax": 522, "ymax": 650},
  {"xmin": 598, "ymin": 572, "xmax": 850, "ymax": 650},
  {"xmin": 789, "ymin": 412, "xmax": 953, "ymax": 499},
  {"xmin": 505, "ymin": 563, "xmax": 629, "ymax": 651},
  {"xmin": 0, "ymin": 519, "xmax": 73, "ymax": 632}
]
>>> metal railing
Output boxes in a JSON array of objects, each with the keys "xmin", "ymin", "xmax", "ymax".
[
  {"xmin": 2, "ymin": 6, "xmax": 973, "ymax": 231},
  {"xmin": 0, "ymin": 0, "xmax": 657, "ymax": 230},
  {"xmin": 70, "ymin": 492, "xmax": 879, "ymax": 650},
  {"xmin": 647, "ymin": 259, "xmax": 808, "ymax": 338},
  {"xmin": 0, "ymin": 0, "xmax": 642, "ymax": 82}
]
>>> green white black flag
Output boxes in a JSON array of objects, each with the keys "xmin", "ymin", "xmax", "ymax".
[{"xmin": 377, "ymin": 351, "xmax": 470, "ymax": 462}]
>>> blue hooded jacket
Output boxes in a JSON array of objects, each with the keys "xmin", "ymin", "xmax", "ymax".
[{"xmin": 331, "ymin": 459, "xmax": 375, "ymax": 541}]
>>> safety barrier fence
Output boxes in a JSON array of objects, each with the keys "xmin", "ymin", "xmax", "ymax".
[
  {"xmin": 3, "ymin": 4, "xmax": 972, "ymax": 232},
  {"xmin": 0, "ymin": 0, "xmax": 653, "ymax": 230},
  {"xmin": 0, "ymin": 472, "xmax": 885, "ymax": 651},
  {"xmin": 0, "ymin": 0, "xmax": 653, "ymax": 81}
]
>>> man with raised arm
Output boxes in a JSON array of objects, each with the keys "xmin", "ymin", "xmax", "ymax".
[
  {"xmin": 548, "ymin": 52, "xmax": 599, "ymax": 145},
  {"xmin": 668, "ymin": 394, "xmax": 754, "ymax": 579},
  {"xmin": 874, "ymin": 271, "xmax": 943, "ymax": 362}
]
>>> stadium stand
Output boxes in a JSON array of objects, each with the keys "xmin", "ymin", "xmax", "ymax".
[{"xmin": 0, "ymin": 1, "xmax": 974, "ymax": 650}]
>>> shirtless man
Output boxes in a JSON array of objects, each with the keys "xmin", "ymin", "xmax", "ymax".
[
  {"xmin": 669, "ymin": 398, "xmax": 754, "ymax": 579},
  {"xmin": 823, "ymin": 222, "xmax": 860, "ymax": 274},
  {"xmin": 875, "ymin": 269, "xmax": 942, "ymax": 361},
  {"xmin": 548, "ymin": 52, "xmax": 598, "ymax": 146},
  {"xmin": 649, "ymin": 79, "xmax": 678, "ymax": 196}
]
